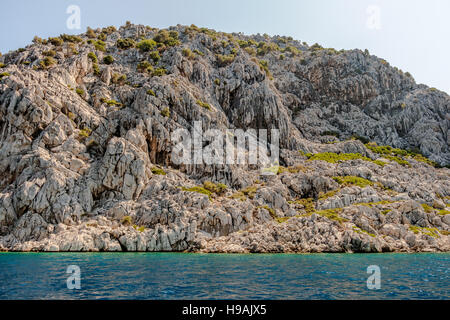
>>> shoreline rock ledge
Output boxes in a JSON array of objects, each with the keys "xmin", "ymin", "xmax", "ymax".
[{"xmin": 0, "ymin": 23, "xmax": 449, "ymax": 253}]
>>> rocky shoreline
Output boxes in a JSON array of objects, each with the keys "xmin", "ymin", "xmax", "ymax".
[{"xmin": 0, "ymin": 23, "xmax": 449, "ymax": 253}]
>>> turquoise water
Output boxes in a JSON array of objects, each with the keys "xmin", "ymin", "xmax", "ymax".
[{"xmin": 0, "ymin": 253, "xmax": 448, "ymax": 300}]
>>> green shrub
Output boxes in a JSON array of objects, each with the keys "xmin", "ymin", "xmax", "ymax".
[
  {"xmin": 291, "ymin": 198, "xmax": 315, "ymax": 214},
  {"xmin": 182, "ymin": 48, "xmax": 195, "ymax": 59},
  {"xmin": 32, "ymin": 36, "xmax": 44, "ymax": 44},
  {"xmin": 196, "ymin": 99, "xmax": 211, "ymax": 110},
  {"xmin": 193, "ymin": 49, "xmax": 204, "ymax": 56},
  {"xmin": 97, "ymin": 32, "xmax": 106, "ymax": 41},
  {"xmin": 0, "ymin": 72, "xmax": 10, "ymax": 80},
  {"xmin": 257, "ymin": 42, "xmax": 279, "ymax": 56},
  {"xmin": 421, "ymin": 203, "xmax": 434, "ymax": 213},
  {"xmin": 214, "ymin": 78, "xmax": 220, "ymax": 85},
  {"xmin": 318, "ymin": 190, "xmax": 339, "ymax": 201},
  {"xmin": 75, "ymin": 88, "xmax": 84, "ymax": 96},
  {"xmin": 100, "ymin": 98, "xmax": 122, "ymax": 107},
  {"xmin": 151, "ymin": 167, "xmax": 166, "ymax": 175},
  {"xmin": 181, "ymin": 186, "xmax": 212, "ymax": 200},
  {"xmin": 383, "ymin": 155, "xmax": 410, "ymax": 167},
  {"xmin": 92, "ymin": 63, "xmax": 100, "ymax": 76},
  {"xmin": 409, "ymin": 225, "xmax": 440, "ymax": 238},
  {"xmin": 152, "ymin": 67, "xmax": 166, "ymax": 76},
  {"xmin": 258, "ymin": 60, "xmax": 271, "ymax": 77},
  {"xmin": 116, "ymin": 38, "xmax": 136, "ymax": 49},
  {"xmin": 48, "ymin": 37, "xmax": 63, "ymax": 46},
  {"xmin": 137, "ymin": 60, "xmax": 153, "ymax": 73},
  {"xmin": 93, "ymin": 40, "xmax": 106, "ymax": 52},
  {"xmin": 102, "ymin": 26, "xmax": 117, "ymax": 35},
  {"xmin": 216, "ymin": 54, "xmax": 235, "ymax": 66},
  {"xmin": 78, "ymin": 127, "xmax": 92, "ymax": 139},
  {"xmin": 149, "ymin": 51, "xmax": 161, "ymax": 63},
  {"xmin": 333, "ymin": 176, "xmax": 373, "ymax": 188},
  {"xmin": 258, "ymin": 205, "xmax": 277, "ymax": 219},
  {"xmin": 146, "ymin": 89, "xmax": 156, "ymax": 96},
  {"xmin": 203, "ymin": 181, "xmax": 227, "ymax": 195},
  {"xmin": 60, "ymin": 34, "xmax": 83, "ymax": 43},
  {"xmin": 352, "ymin": 226, "xmax": 375, "ymax": 237},
  {"xmin": 137, "ymin": 39, "xmax": 157, "ymax": 52},
  {"xmin": 283, "ymin": 46, "xmax": 300, "ymax": 56},
  {"xmin": 121, "ymin": 216, "xmax": 132, "ymax": 225},
  {"xmin": 160, "ymin": 107, "xmax": 170, "ymax": 117},
  {"xmin": 244, "ymin": 47, "xmax": 257, "ymax": 56},
  {"xmin": 87, "ymin": 52, "xmax": 98, "ymax": 63},
  {"xmin": 0, "ymin": 63, "xmax": 5, "ymax": 68},
  {"xmin": 315, "ymin": 208, "xmax": 348, "ymax": 224},
  {"xmin": 42, "ymin": 50, "xmax": 56, "ymax": 57},
  {"xmin": 39, "ymin": 57, "xmax": 57, "ymax": 68},
  {"xmin": 154, "ymin": 30, "xmax": 180, "ymax": 46},
  {"xmin": 306, "ymin": 152, "xmax": 374, "ymax": 164},
  {"xmin": 111, "ymin": 73, "xmax": 126, "ymax": 84},
  {"xmin": 103, "ymin": 55, "xmax": 114, "ymax": 64},
  {"xmin": 86, "ymin": 27, "xmax": 97, "ymax": 38}
]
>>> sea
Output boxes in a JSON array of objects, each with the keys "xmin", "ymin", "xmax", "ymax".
[{"xmin": 0, "ymin": 252, "xmax": 448, "ymax": 300}]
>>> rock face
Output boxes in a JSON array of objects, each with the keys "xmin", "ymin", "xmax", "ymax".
[{"xmin": 0, "ymin": 23, "xmax": 449, "ymax": 252}]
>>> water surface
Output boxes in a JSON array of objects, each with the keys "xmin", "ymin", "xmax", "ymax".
[{"xmin": 0, "ymin": 253, "xmax": 448, "ymax": 299}]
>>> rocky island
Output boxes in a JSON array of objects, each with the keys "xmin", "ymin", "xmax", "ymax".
[{"xmin": 0, "ymin": 23, "xmax": 449, "ymax": 253}]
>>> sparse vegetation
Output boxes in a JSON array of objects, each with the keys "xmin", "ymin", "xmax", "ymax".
[
  {"xmin": 60, "ymin": 34, "xmax": 83, "ymax": 43},
  {"xmin": 151, "ymin": 167, "xmax": 166, "ymax": 175},
  {"xmin": 100, "ymin": 98, "xmax": 122, "ymax": 107},
  {"xmin": 152, "ymin": 67, "xmax": 166, "ymax": 77},
  {"xmin": 333, "ymin": 176, "xmax": 374, "ymax": 188},
  {"xmin": 78, "ymin": 127, "xmax": 92, "ymax": 139},
  {"xmin": 153, "ymin": 30, "xmax": 180, "ymax": 47},
  {"xmin": 0, "ymin": 72, "xmax": 10, "ymax": 80},
  {"xmin": 258, "ymin": 205, "xmax": 277, "ymax": 219},
  {"xmin": 160, "ymin": 107, "xmax": 170, "ymax": 117},
  {"xmin": 149, "ymin": 51, "xmax": 161, "ymax": 63},
  {"xmin": 315, "ymin": 208, "xmax": 348, "ymax": 224},
  {"xmin": 196, "ymin": 99, "xmax": 211, "ymax": 110},
  {"xmin": 88, "ymin": 52, "xmax": 98, "ymax": 63},
  {"xmin": 48, "ymin": 37, "xmax": 63, "ymax": 46},
  {"xmin": 121, "ymin": 216, "xmax": 132, "ymax": 225},
  {"xmin": 39, "ymin": 57, "xmax": 56, "ymax": 69},
  {"xmin": 137, "ymin": 39, "xmax": 157, "ymax": 52},
  {"xmin": 75, "ymin": 88, "xmax": 84, "ymax": 96},
  {"xmin": 181, "ymin": 186, "xmax": 213, "ymax": 200},
  {"xmin": 216, "ymin": 54, "xmax": 235, "ymax": 67},
  {"xmin": 182, "ymin": 48, "xmax": 195, "ymax": 59},
  {"xmin": 93, "ymin": 40, "xmax": 106, "ymax": 52},
  {"xmin": 86, "ymin": 27, "xmax": 96, "ymax": 38},
  {"xmin": 116, "ymin": 38, "xmax": 136, "ymax": 49},
  {"xmin": 137, "ymin": 60, "xmax": 153, "ymax": 73},
  {"xmin": 230, "ymin": 185, "xmax": 258, "ymax": 201},
  {"xmin": 111, "ymin": 73, "xmax": 126, "ymax": 85},
  {"xmin": 42, "ymin": 50, "xmax": 56, "ymax": 57},
  {"xmin": 306, "ymin": 152, "xmax": 383, "ymax": 166},
  {"xmin": 103, "ymin": 55, "xmax": 114, "ymax": 65},
  {"xmin": 203, "ymin": 181, "xmax": 227, "ymax": 195}
]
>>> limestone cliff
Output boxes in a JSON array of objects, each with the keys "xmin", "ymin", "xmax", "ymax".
[{"xmin": 0, "ymin": 23, "xmax": 449, "ymax": 252}]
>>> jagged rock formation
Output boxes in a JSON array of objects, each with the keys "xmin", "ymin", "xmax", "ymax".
[{"xmin": 0, "ymin": 23, "xmax": 449, "ymax": 252}]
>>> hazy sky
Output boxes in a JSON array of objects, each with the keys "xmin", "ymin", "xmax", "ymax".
[{"xmin": 1, "ymin": 0, "xmax": 449, "ymax": 94}]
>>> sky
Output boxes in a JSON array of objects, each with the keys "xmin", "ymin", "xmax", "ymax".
[{"xmin": 0, "ymin": 0, "xmax": 449, "ymax": 94}]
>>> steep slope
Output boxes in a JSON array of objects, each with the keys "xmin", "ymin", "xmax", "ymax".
[{"xmin": 0, "ymin": 23, "xmax": 449, "ymax": 252}]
